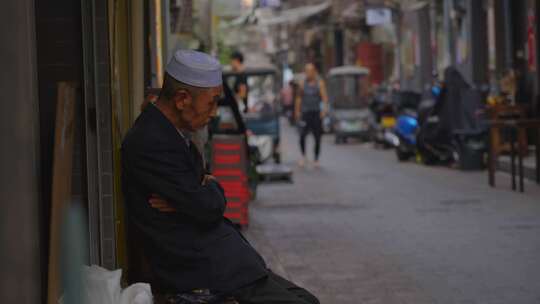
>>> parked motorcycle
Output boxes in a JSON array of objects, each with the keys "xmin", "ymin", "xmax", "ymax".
[
  {"xmin": 416, "ymin": 68, "xmax": 476, "ymax": 166},
  {"xmin": 371, "ymin": 84, "xmax": 397, "ymax": 149},
  {"xmin": 416, "ymin": 84, "xmax": 455, "ymax": 165}
]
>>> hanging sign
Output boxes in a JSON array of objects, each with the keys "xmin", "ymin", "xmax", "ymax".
[
  {"xmin": 260, "ymin": 0, "xmax": 281, "ymax": 8},
  {"xmin": 527, "ymin": 9, "xmax": 536, "ymax": 71}
]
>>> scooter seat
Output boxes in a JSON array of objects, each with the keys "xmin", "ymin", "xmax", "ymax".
[{"xmin": 402, "ymin": 109, "xmax": 418, "ymax": 118}]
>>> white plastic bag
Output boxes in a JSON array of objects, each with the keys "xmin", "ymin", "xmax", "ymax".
[
  {"xmin": 82, "ymin": 265, "xmax": 122, "ymax": 304},
  {"xmin": 249, "ymin": 135, "xmax": 273, "ymax": 161},
  {"xmin": 80, "ymin": 265, "xmax": 153, "ymax": 304},
  {"xmin": 120, "ymin": 283, "xmax": 153, "ymax": 304}
]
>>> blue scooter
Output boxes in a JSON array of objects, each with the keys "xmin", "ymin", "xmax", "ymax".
[
  {"xmin": 390, "ymin": 87, "xmax": 442, "ymax": 162},
  {"xmin": 385, "ymin": 91, "xmax": 421, "ymax": 161},
  {"xmin": 394, "ymin": 114, "xmax": 420, "ymax": 161}
]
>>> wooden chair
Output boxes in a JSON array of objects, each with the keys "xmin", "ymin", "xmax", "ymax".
[
  {"xmin": 487, "ymin": 104, "xmax": 528, "ymax": 157},
  {"xmin": 488, "ymin": 119, "xmax": 540, "ymax": 191}
]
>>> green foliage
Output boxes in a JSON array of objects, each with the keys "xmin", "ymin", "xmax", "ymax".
[{"xmin": 217, "ymin": 39, "xmax": 234, "ymax": 65}]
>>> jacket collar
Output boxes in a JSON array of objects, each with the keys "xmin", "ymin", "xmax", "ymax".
[
  {"xmin": 145, "ymin": 103, "xmax": 191, "ymax": 151},
  {"xmin": 144, "ymin": 104, "xmax": 205, "ymax": 172}
]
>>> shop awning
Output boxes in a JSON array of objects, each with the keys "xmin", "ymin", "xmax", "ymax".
[
  {"xmin": 258, "ymin": 1, "xmax": 331, "ymax": 26},
  {"xmin": 340, "ymin": 0, "xmax": 399, "ymax": 24},
  {"xmin": 229, "ymin": 11, "xmax": 257, "ymax": 27},
  {"xmin": 341, "ymin": 2, "xmax": 364, "ymax": 22},
  {"xmin": 402, "ymin": 1, "xmax": 429, "ymax": 12}
]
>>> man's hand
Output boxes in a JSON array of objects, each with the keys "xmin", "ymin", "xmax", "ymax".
[
  {"xmin": 148, "ymin": 194, "xmax": 176, "ymax": 212},
  {"xmin": 202, "ymin": 174, "xmax": 216, "ymax": 186}
]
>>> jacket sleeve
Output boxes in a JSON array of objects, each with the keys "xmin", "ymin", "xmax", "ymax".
[{"xmin": 123, "ymin": 144, "xmax": 226, "ymax": 224}]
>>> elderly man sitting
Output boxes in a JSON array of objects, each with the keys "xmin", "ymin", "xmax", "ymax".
[{"xmin": 121, "ymin": 50, "xmax": 319, "ymax": 304}]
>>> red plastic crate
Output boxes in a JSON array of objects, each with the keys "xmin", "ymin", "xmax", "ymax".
[{"xmin": 211, "ymin": 135, "xmax": 251, "ymax": 227}]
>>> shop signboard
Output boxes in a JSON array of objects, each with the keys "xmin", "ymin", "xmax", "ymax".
[{"xmin": 366, "ymin": 8, "xmax": 392, "ymax": 26}]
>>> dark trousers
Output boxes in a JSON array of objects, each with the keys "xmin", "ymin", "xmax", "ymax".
[
  {"xmin": 299, "ymin": 111, "xmax": 323, "ymax": 161},
  {"xmin": 232, "ymin": 272, "xmax": 319, "ymax": 304}
]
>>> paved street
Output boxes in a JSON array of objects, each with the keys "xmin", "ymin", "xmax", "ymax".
[{"xmin": 245, "ymin": 120, "xmax": 540, "ymax": 304}]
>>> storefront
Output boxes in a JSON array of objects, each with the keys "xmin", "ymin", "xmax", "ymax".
[{"xmin": 486, "ymin": 0, "xmax": 540, "ymax": 117}]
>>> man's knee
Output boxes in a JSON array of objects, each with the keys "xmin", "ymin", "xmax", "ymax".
[
  {"xmin": 299, "ymin": 291, "xmax": 320, "ymax": 304},
  {"xmin": 290, "ymin": 286, "xmax": 319, "ymax": 304}
]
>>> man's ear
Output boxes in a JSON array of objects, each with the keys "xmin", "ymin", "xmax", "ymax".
[{"xmin": 173, "ymin": 89, "xmax": 192, "ymax": 111}]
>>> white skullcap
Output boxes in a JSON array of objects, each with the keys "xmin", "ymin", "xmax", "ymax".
[{"xmin": 165, "ymin": 49, "xmax": 222, "ymax": 88}]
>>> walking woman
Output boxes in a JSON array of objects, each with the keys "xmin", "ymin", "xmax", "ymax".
[{"xmin": 295, "ymin": 63, "xmax": 329, "ymax": 168}]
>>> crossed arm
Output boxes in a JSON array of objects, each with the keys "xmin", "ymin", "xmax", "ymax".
[
  {"xmin": 148, "ymin": 175, "xmax": 218, "ymax": 212},
  {"xmin": 124, "ymin": 148, "xmax": 226, "ymax": 224}
]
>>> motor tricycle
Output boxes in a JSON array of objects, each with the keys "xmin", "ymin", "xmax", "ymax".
[
  {"xmin": 327, "ymin": 66, "xmax": 375, "ymax": 144},
  {"xmin": 223, "ymin": 66, "xmax": 281, "ymax": 163}
]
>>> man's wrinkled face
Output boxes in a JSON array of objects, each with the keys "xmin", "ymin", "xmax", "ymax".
[{"xmin": 174, "ymin": 86, "xmax": 222, "ymax": 131}]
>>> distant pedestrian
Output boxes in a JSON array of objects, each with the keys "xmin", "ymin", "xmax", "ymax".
[
  {"xmin": 280, "ymin": 80, "xmax": 296, "ymax": 123},
  {"xmin": 230, "ymin": 51, "xmax": 249, "ymax": 113},
  {"xmin": 295, "ymin": 63, "xmax": 329, "ymax": 168}
]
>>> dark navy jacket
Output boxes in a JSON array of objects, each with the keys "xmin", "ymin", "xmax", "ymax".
[{"xmin": 121, "ymin": 104, "xmax": 267, "ymax": 293}]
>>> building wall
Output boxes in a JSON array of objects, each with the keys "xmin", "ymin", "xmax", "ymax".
[
  {"xmin": 534, "ymin": 0, "xmax": 540, "ymax": 116},
  {"xmin": 511, "ymin": 0, "xmax": 540, "ymax": 112},
  {"xmin": 452, "ymin": 0, "xmax": 488, "ymax": 86},
  {"xmin": 400, "ymin": 4, "xmax": 433, "ymax": 93},
  {"xmin": 0, "ymin": 0, "xmax": 42, "ymax": 303}
]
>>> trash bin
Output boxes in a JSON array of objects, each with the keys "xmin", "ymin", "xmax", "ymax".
[{"xmin": 454, "ymin": 130, "xmax": 487, "ymax": 171}]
